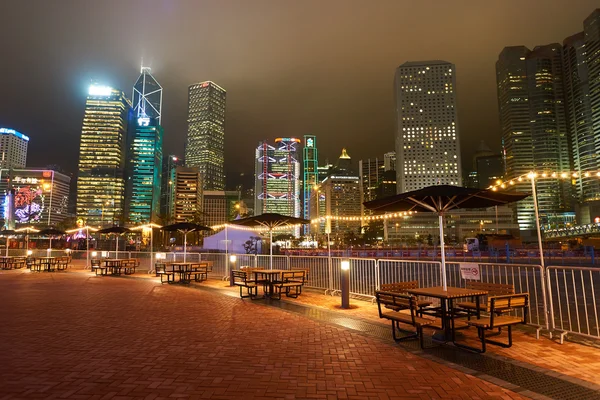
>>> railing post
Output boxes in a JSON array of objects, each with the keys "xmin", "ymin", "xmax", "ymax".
[
  {"xmin": 374, "ymin": 259, "xmax": 380, "ymax": 292},
  {"xmin": 545, "ymin": 266, "xmax": 555, "ymax": 339}
]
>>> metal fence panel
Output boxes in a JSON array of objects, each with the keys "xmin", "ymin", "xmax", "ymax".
[
  {"xmin": 289, "ymin": 256, "xmax": 331, "ymax": 292},
  {"xmin": 547, "ymin": 266, "xmax": 600, "ymax": 341},
  {"xmin": 378, "ymin": 259, "xmax": 442, "ymax": 289}
]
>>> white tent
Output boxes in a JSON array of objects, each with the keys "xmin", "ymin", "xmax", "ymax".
[{"xmin": 202, "ymin": 227, "xmax": 262, "ymax": 254}]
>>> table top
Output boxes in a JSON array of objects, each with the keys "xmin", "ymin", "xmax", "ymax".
[
  {"xmin": 252, "ymin": 269, "xmax": 287, "ymax": 275},
  {"xmin": 406, "ymin": 286, "xmax": 488, "ymax": 299}
]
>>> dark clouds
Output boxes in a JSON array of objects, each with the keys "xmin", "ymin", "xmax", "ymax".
[{"xmin": 0, "ymin": 0, "xmax": 597, "ymax": 188}]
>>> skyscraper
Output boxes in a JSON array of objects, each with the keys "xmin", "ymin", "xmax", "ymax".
[
  {"xmin": 76, "ymin": 84, "xmax": 131, "ymax": 227},
  {"xmin": 126, "ymin": 67, "xmax": 164, "ymax": 224},
  {"xmin": 254, "ymin": 138, "xmax": 301, "ymax": 235},
  {"xmin": 0, "ymin": 127, "xmax": 28, "ymax": 169},
  {"xmin": 394, "ymin": 61, "xmax": 462, "ymax": 193},
  {"xmin": 160, "ymin": 155, "xmax": 183, "ymax": 224},
  {"xmin": 302, "ymin": 135, "xmax": 318, "ymax": 228},
  {"xmin": 383, "ymin": 151, "xmax": 396, "ymax": 172},
  {"xmin": 186, "ymin": 81, "xmax": 226, "ymax": 190},
  {"xmin": 496, "ymin": 45, "xmax": 571, "ymax": 230},
  {"xmin": 174, "ymin": 166, "xmax": 202, "ymax": 223}
]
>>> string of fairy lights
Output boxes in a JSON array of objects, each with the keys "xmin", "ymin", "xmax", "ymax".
[{"xmin": 487, "ymin": 170, "xmax": 598, "ymax": 191}]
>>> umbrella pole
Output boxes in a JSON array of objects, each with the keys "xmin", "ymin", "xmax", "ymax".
[
  {"xmin": 5, "ymin": 236, "xmax": 9, "ymax": 257},
  {"xmin": 86, "ymin": 227, "xmax": 90, "ymax": 268},
  {"xmin": 439, "ymin": 214, "xmax": 447, "ymax": 291},
  {"xmin": 116, "ymin": 235, "xmax": 118, "ymax": 259},
  {"xmin": 270, "ymin": 230, "xmax": 273, "ymax": 270},
  {"xmin": 530, "ymin": 177, "xmax": 545, "ymax": 268},
  {"xmin": 150, "ymin": 228, "xmax": 153, "ymax": 274},
  {"xmin": 49, "ymin": 237, "xmax": 52, "ymax": 255},
  {"xmin": 184, "ymin": 232, "xmax": 187, "ymax": 262}
]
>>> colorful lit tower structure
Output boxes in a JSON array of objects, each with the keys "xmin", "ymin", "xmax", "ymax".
[
  {"xmin": 125, "ymin": 67, "xmax": 164, "ymax": 224},
  {"xmin": 254, "ymin": 138, "xmax": 301, "ymax": 236},
  {"xmin": 302, "ymin": 135, "xmax": 318, "ymax": 234},
  {"xmin": 76, "ymin": 84, "xmax": 131, "ymax": 227}
]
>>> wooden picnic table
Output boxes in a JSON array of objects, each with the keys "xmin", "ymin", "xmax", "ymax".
[
  {"xmin": 163, "ymin": 262, "xmax": 208, "ymax": 283},
  {"xmin": 406, "ymin": 286, "xmax": 488, "ymax": 342},
  {"xmin": 251, "ymin": 269, "xmax": 289, "ymax": 298}
]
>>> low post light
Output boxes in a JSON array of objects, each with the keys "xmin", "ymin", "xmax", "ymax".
[
  {"xmin": 229, "ymin": 255, "xmax": 237, "ymax": 286},
  {"xmin": 27, "ymin": 250, "xmax": 33, "ymax": 256},
  {"xmin": 91, "ymin": 251, "xmax": 98, "ymax": 258},
  {"xmin": 340, "ymin": 259, "xmax": 350, "ymax": 309}
]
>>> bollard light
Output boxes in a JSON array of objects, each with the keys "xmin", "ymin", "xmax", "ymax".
[
  {"xmin": 229, "ymin": 255, "xmax": 237, "ymax": 286},
  {"xmin": 156, "ymin": 252, "xmax": 166, "ymax": 260},
  {"xmin": 27, "ymin": 250, "xmax": 33, "ymax": 256},
  {"xmin": 230, "ymin": 255, "xmax": 237, "ymax": 263},
  {"xmin": 91, "ymin": 251, "xmax": 98, "ymax": 258},
  {"xmin": 340, "ymin": 259, "xmax": 350, "ymax": 309}
]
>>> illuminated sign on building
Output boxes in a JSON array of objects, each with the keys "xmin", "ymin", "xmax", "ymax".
[
  {"xmin": 306, "ymin": 138, "xmax": 314, "ymax": 148},
  {"xmin": 0, "ymin": 127, "xmax": 30, "ymax": 142},
  {"xmin": 88, "ymin": 85, "xmax": 113, "ymax": 96},
  {"xmin": 12, "ymin": 177, "xmax": 39, "ymax": 184},
  {"xmin": 137, "ymin": 117, "xmax": 150, "ymax": 127}
]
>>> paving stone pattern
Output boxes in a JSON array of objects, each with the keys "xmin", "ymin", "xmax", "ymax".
[{"xmin": 0, "ymin": 271, "xmax": 523, "ymax": 399}]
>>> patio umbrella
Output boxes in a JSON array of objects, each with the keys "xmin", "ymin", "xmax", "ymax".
[
  {"xmin": 0, "ymin": 230, "xmax": 16, "ymax": 256},
  {"xmin": 97, "ymin": 226, "xmax": 131, "ymax": 257},
  {"xmin": 38, "ymin": 228, "xmax": 66, "ymax": 255},
  {"xmin": 161, "ymin": 222, "xmax": 212, "ymax": 262},
  {"xmin": 229, "ymin": 213, "xmax": 310, "ymax": 269},
  {"xmin": 364, "ymin": 185, "xmax": 529, "ymax": 290}
]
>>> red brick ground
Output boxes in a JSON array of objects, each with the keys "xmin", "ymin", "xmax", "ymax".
[
  {"xmin": 0, "ymin": 270, "xmax": 523, "ymax": 399},
  {"xmin": 198, "ymin": 277, "xmax": 600, "ymax": 386}
]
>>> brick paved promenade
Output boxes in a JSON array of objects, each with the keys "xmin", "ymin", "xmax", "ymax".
[{"xmin": 0, "ymin": 271, "xmax": 524, "ymax": 400}]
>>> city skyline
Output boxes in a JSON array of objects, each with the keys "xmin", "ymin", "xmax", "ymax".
[{"xmin": 2, "ymin": 1, "xmax": 598, "ymax": 190}]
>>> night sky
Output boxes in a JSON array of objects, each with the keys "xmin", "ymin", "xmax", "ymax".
[{"xmin": 1, "ymin": 0, "xmax": 597, "ymax": 189}]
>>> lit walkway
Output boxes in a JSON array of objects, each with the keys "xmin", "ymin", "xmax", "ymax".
[{"xmin": 0, "ymin": 270, "xmax": 524, "ymax": 399}]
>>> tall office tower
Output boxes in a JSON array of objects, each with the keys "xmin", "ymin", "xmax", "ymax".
[
  {"xmin": 359, "ymin": 158, "xmax": 384, "ymax": 217},
  {"xmin": 0, "ymin": 127, "xmax": 28, "ymax": 169},
  {"xmin": 476, "ymin": 155, "xmax": 504, "ymax": 190},
  {"xmin": 132, "ymin": 67, "xmax": 162, "ymax": 123},
  {"xmin": 174, "ymin": 166, "xmax": 203, "ymax": 223},
  {"xmin": 302, "ymin": 135, "xmax": 318, "ymax": 231},
  {"xmin": 383, "ymin": 152, "xmax": 396, "ymax": 172},
  {"xmin": 160, "ymin": 155, "xmax": 183, "ymax": 223},
  {"xmin": 586, "ymin": 10, "xmax": 600, "ymax": 160},
  {"xmin": 76, "ymin": 84, "xmax": 131, "ymax": 227},
  {"xmin": 125, "ymin": 118, "xmax": 163, "ymax": 224},
  {"xmin": 496, "ymin": 45, "xmax": 571, "ymax": 230},
  {"xmin": 0, "ymin": 168, "xmax": 70, "ymax": 228},
  {"xmin": 125, "ymin": 67, "xmax": 164, "ymax": 224},
  {"xmin": 394, "ymin": 60, "xmax": 462, "ymax": 193},
  {"xmin": 322, "ymin": 149, "xmax": 361, "ymax": 240},
  {"xmin": 254, "ymin": 138, "xmax": 301, "ymax": 235},
  {"xmin": 186, "ymin": 81, "xmax": 226, "ymax": 190}
]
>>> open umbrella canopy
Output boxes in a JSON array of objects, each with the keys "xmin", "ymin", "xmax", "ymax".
[
  {"xmin": 229, "ymin": 213, "xmax": 310, "ymax": 229},
  {"xmin": 0, "ymin": 230, "xmax": 16, "ymax": 236},
  {"xmin": 97, "ymin": 226, "xmax": 131, "ymax": 234},
  {"xmin": 363, "ymin": 185, "xmax": 530, "ymax": 214},
  {"xmin": 37, "ymin": 228, "xmax": 66, "ymax": 236},
  {"xmin": 161, "ymin": 222, "xmax": 212, "ymax": 233}
]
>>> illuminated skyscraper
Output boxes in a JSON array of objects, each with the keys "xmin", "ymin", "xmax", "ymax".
[
  {"xmin": 302, "ymin": 135, "xmax": 318, "ymax": 230},
  {"xmin": 496, "ymin": 45, "xmax": 571, "ymax": 230},
  {"xmin": 186, "ymin": 81, "xmax": 226, "ymax": 190},
  {"xmin": 0, "ymin": 127, "xmax": 28, "ymax": 169},
  {"xmin": 394, "ymin": 60, "xmax": 462, "ymax": 193},
  {"xmin": 160, "ymin": 155, "xmax": 183, "ymax": 223},
  {"xmin": 125, "ymin": 67, "xmax": 164, "ymax": 224},
  {"xmin": 254, "ymin": 138, "xmax": 301, "ymax": 235},
  {"xmin": 76, "ymin": 84, "xmax": 131, "ymax": 227},
  {"xmin": 174, "ymin": 166, "xmax": 203, "ymax": 223}
]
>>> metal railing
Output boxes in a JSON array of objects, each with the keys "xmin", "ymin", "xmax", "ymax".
[{"xmin": 546, "ymin": 265, "xmax": 600, "ymax": 343}]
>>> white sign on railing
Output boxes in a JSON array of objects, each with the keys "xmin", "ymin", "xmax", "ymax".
[{"xmin": 459, "ymin": 263, "xmax": 481, "ymax": 280}]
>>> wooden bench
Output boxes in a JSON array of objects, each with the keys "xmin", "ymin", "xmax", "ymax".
[
  {"xmin": 122, "ymin": 259, "xmax": 139, "ymax": 275},
  {"xmin": 8, "ymin": 257, "xmax": 26, "ymax": 269},
  {"xmin": 380, "ymin": 281, "xmax": 432, "ymax": 315},
  {"xmin": 455, "ymin": 281, "xmax": 515, "ymax": 318},
  {"xmin": 454, "ymin": 293, "xmax": 529, "ymax": 353},
  {"xmin": 375, "ymin": 291, "xmax": 436, "ymax": 349},
  {"xmin": 273, "ymin": 270, "xmax": 306, "ymax": 299},
  {"xmin": 232, "ymin": 270, "xmax": 259, "ymax": 299},
  {"xmin": 187, "ymin": 264, "xmax": 208, "ymax": 282},
  {"xmin": 91, "ymin": 259, "xmax": 106, "ymax": 276}
]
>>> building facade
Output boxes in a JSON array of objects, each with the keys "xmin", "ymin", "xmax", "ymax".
[
  {"xmin": 358, "ymin": 157, "xmax": 384, "ymax": 217},
  {"xmin": 202, "ymin": 190, "xmax": 240, "ymax": 227},
  {"xmin": 394, "ymin": 60, "xmax": 462, "ymax": 193},
  {"xmin": 383, "ymin": 151, "xmax": 396, "ymax": 172},
  {"xmin": 302, "ymin": 135, "xmax": 318, "ymax": 228},
  {"xmin": 174, "ymin": 166, "xmax": 202, "ymax": 223},
  {"xmin": 160, "ymin": 155, "xmax": 183, "ymax": 224},
  {"xmin": 0, "ymin": 127, "xmax": 28, "ymax": 169},
  {"xmin": 76, "ymin": 85, "xmax": 131, "ymax": 227},
  {"xmin": 186, "ymin": 81, "xmax": 226, "ymax": 190},
  {"xmin": 0, "ymin": 168, "xmax": 70, "ymax": 228},
  {"xmin": 496, "ymin": 45, "xmax": 571, "ymax": 230},
  {"xmin": 254, "ymin": 138, "xmax": 301, "ymax": 236}
]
